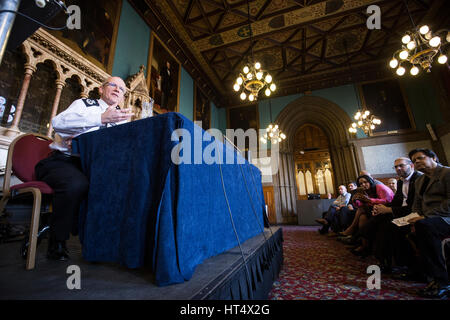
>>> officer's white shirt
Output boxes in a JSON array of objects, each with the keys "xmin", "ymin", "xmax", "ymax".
[{"xmin": 50, "ymin": 98, "xmax": 126, "ymax": 153}]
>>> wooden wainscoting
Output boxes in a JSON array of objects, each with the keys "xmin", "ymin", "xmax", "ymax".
[{"xmin": 263, "ymin": 186, "xmax": 276, "ymax": 224}]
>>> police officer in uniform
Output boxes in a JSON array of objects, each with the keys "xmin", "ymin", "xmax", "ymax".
[{"xmin": 35, "ymin": 76, "xmax": 133, "ymax": 260}]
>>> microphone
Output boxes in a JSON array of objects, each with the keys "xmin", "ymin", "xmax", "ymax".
[
  {"xmin": 35, "ymin": 0, "xmax": 69, "ymax": 14},
  {"xmin": 35, "ymin": 0, "xmax": 47, "ymax": 8}
]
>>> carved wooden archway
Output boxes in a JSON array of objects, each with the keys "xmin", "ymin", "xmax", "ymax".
[{"xmin": 271, "ymin": 95, "xmax": 359, "ymax": 224}]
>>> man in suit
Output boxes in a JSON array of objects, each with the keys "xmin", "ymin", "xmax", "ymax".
[
  {"xmin": 359, "ymin": 157, "xmax": 422, "ymax": 273},
  {"xmin": 407, "ymin": 148, "xmax": 450, "ymax": 299}
]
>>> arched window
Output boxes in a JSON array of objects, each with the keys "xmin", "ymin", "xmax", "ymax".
[
  {"xmin": 325, "ymin": 169, "xmax": 334, "ymax": 195},
  {"xmin": 316, "ymin": 169, "xmax": 326, "ymax": 194},
  {"xmin": 305, "ymin": 170, "xmax": 314, "ymax": 194},
  {"xmin": 297, "ymin": 171, "xmax": 306, "ymax": 195},
  {"xmin": 294, "ymin": 124, "xmax": 336, "ymax": 199}
]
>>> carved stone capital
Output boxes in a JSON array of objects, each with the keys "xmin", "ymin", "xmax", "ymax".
[{"xmin": 24, "ymin": 63, "xmax": 37, "ymax": 75}]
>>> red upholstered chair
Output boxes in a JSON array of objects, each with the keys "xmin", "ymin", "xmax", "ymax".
[{"xmin": 0, "ymin": 133, "xmax": 54, "ymax": 270}]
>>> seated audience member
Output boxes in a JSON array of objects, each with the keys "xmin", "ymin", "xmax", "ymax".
[
  {"xmin": 348, "ymin": 181, "xmax": 357, "ymax": 191},
  {"xmin": 359, "ymin": 170, "xmax": 383, "ymax": 185},
  {"xmin": 339, "ymin": 175, "xmax": 394, "ymax": 256},
  {"xmin": 339, "ymin": 182, "xmax": 358, "ymax": 230},
  {"xmin": 360, "ymin": 157, "xmax": 422, "ymax": 274},
  {"xmin": 407, "ymin": 148, "xmax": 450, "ymax": 299},
  {"xmin": 387, "ymin": 178, "xmax": 398, "ymax": 194},
  {"xmin": 316, "ymin": 185, "xmax": 351, "ymax": 234}
]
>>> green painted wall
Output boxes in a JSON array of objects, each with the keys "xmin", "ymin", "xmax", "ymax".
[
  {"xmin": 217, "ymin": 107, "xmax": 227, "ymax": 134},
  {"xmin": 258, "ymin": 94, "xmax": 302, "ymax": 131},
  {"xmin": 210, "ymin": 102, "xmax": 218, "ymax": 129},
  {"xmin": 246, "ymin": 78, "xmax": 443, "ymax": 143},
  {"xmin": 112, "ymin": 1, "xmax": 151, "ymax": 80},
  {"xmin": 179, "ymin": 67, "xmax": 194, "ymax": 121},
  {"xmin": 400, "ymin": 74, "xmax": 443, "ymax": 131},
  {"xmin": 210, "ymin": 103, "xmax": 227, "ymax": 134}
]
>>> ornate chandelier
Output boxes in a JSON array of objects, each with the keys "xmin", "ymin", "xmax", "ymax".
[
  {"xmin": 233, "ymin": 0, "xmax": 276, "ymax": 102},
  {"xmin": 389, "ymin": 26, "xmax": 449, "ymax": 76},
  {"xmin": 260, "ymin": 123, "xmax": 286, "ymax": 144},
  {"xmin": 389, "ymin": 0, "xmax": 449, "ymax": 76},
  {"xmin": 234, "ymin": 63, "xmax": 276, "ymax": 101},
  {"xmin": 260, "ymin": 99, "xmax": 286, "ymax": 144},
  {"xmin": 348, "ymin": 109, "xmax": 381, "ymax": 136}
]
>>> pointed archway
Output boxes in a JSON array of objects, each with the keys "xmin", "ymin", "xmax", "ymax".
[{"xmin": 272, "ymin": 95, "xmax": 359, "ymax": 224}]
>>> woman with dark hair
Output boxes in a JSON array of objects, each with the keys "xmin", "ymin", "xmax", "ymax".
[{"xmin": 339, "ymin": 175, "xmax": 394, "ymax": 256}]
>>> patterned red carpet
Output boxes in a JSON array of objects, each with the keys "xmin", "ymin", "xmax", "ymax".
[{"xmin": 268, "ymin": 225, "xmax": 428, "ymax": 300}]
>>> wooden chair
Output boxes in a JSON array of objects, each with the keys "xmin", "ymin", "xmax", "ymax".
[{"xmin": 0, "ymin": 133, "xmax": 54, "ymax": 270}]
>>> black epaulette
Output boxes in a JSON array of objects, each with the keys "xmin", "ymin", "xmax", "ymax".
[{"xmin": 82, "ymin": 98, "xmax": 100, "ymax": 107}]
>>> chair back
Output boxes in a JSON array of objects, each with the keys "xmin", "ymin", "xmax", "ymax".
[{"xmin": 3, "ymin": 134, "xmax": 52, "ymax": 193}]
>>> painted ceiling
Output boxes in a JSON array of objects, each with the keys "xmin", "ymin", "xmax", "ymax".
[{"xmin": 128, "ymin": 0, "xmax": 449, "ymax": 107}]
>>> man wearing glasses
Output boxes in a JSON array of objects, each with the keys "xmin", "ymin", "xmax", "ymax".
[
  {"xmin": 406, "ymin": 148, "xmax": 450, "ymax": 299},
  {"xmin": 35, "ymin": 77, "xmax": 134, "ymax": 261},
  {"xmin": 360, "ymin": 158, "xmax": 422, "ymax": 275}
]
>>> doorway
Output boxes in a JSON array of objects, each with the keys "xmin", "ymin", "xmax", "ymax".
[{"xmin": 294, "ymin": 124, "xmax": 335, "ymax": 200}]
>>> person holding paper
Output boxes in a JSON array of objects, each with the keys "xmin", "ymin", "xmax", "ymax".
[
  {"xmin": 407, "ymin": 148, "xmax": 450, "ymax": 299},
  {"xmin": 361, "ymin": 158, "xmax": 423, "ymax": 275}
]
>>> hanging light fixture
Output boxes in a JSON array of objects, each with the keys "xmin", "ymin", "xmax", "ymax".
[
  {"xmin": 260, "ymin": 99, "xmax": 286, "ymax": 144},
  {"xmin": 341, "ymin": 39, "xmax": 381, "ymax": 136},
  {"xmin": 233, "ymin": 0, "xmax": 276, "ymax": 101},
  {"xmin": 349, "ymin": 109, "xmax": 382, "ymax": 136},
  {"xmin": 389, "ymin": 0, "xmax": 449, "ymax": 76}
]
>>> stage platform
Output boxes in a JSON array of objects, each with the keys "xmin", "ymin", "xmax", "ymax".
[{"xmin": 0, "ymin": 226, "xmax": 282, "ymax": 300}]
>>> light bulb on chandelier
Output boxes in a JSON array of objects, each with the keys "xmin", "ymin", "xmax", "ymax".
[
  {"xmin": 261, "ymin": 123, "xmax": 286, "ymax": 144},
  {"xmin": 234, "ymin": 62, "xmax": 276, "ymax": 101},
  {"xmin": 389, "ymin": 22, "xmax": 449, "ymax": 76}
]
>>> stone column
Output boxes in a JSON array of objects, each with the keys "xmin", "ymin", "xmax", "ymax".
[
  {"xmin": 46, "ymin": 79, "xmax": 65, "ymax": 137},
  {"xmin": 80, "ymin": 86, "xmax": 89, "ymax": 99},
  {"xmin": 4, "ymin": 64, "xmax": 36, "ymax": 137}
]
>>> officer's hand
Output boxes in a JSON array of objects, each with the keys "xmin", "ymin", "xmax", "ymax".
[{"xmin": 101, "ymin": 106, "xmax": 134, "ymax": 124}]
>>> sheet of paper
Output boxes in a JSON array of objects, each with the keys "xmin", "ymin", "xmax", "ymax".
[{"xmin": 391, "ymin": 212, "xmax": 420, "ymax": 227}]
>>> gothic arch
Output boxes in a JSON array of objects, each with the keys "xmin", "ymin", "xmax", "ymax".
[
  {"xmin": 277, "ymin": 96, "xmax": 351, "ymax": 151},
  {"xmin": 270, "ymin": 95, "xmax": 360, "ymax": 224}
]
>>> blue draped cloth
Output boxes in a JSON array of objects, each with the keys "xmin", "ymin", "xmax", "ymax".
[{"xmin": 72, "ymin": 112, "xmax": 266, "ymax": 286}]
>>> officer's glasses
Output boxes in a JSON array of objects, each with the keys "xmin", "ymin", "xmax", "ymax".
[{"xmin": 104, "ymin": 82, "xmax": 126, "ymax": 94}]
